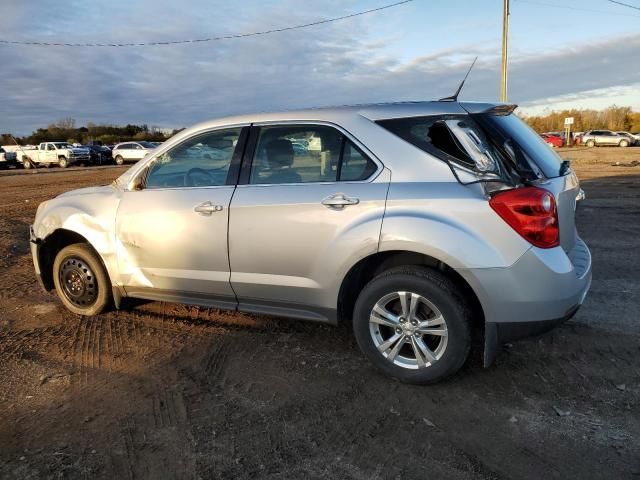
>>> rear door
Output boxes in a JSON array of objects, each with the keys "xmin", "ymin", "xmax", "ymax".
[
  {"xmin": 120, "ymin": 143, "xmax": 133, "ymax": 160},
  {"xmin": 227, "ymin": 123, "xmax": 388, "ymax": 321}
]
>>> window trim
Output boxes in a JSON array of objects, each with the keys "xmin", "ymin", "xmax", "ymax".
[
  {"xmin": 136, "ymin": 126, "xmax": 249, "ymax": 191},
  {"xmin": 237, "ymin": 121, "xmax": 382, "ymax": 186}
]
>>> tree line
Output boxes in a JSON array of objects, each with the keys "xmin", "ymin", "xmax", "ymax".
[
  {"xmin": 521, "ymin": 106, "xmax": 640, "ymax": 133},
  {"xmin": 1, "ymin": 118, "xmax": 185, "ymax": 146}
]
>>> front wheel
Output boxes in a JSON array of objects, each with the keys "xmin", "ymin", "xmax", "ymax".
[
  {"xmin": 58, "ymin": 156, "xmax": 68, "ymax": 168},
  {"xmin": 586, "ymin": 140, "xmax": 595, "ymax": 147},
  {"xmin": 619, "ymin": 140, "xmax": 629, "ymax": 148},
  {"xmin": 53, "ymin": 243, "xmax": 111, "ymax": 316},
  {"xmin": 353, "ymin": 267, "xmax": 471, "ymax": 384}
]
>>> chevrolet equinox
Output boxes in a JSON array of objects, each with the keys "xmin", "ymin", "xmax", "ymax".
[{"xmin": 30, "ymin": 101, "xmax": 592, "ymax": 383}]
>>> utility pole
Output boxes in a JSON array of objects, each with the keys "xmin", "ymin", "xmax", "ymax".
[{"xmin": 500, "ymin": 0, "xmax": 510, "ymax": 102}]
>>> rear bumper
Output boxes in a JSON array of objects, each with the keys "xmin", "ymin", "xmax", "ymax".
[{"xmin": 457, "ymin": 237, "xmax": 592, "ymax": 366}]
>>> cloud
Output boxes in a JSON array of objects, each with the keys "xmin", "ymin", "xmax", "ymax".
[{"xmin": 0, "ymin": 1, "xmax": 638, "ymax": 135}]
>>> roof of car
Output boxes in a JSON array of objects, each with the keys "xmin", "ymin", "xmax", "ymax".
[{"xmin": 183, "ymin": 101, "xmax": 506, "ymax": 132}]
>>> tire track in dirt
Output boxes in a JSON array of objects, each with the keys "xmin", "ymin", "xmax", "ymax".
[{"xmin": 68, "ymin": 316, "xmax": 103, "ymax": 387}]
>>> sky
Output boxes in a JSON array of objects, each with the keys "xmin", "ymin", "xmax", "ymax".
[{"xmin": 1, "ymin": 0, "xmax": 639, "ymax": 135}]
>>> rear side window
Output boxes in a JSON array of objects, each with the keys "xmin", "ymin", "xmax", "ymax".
[
  {"xmin": 249, "ymin": 125, "xmax": 377, "ymax": 185},
  {"xmin": 377, "ymin": 115, "xmax": 491, "ymax": 172}
]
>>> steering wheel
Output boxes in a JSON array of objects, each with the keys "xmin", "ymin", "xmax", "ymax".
[{"xmin": 185, "ymin": 167, "xmax": 213, "ymax": 187}]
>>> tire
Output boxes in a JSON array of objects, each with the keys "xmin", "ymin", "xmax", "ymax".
[
  {"xmin": 353, "ymin": 266, "xmax": 471, "ymax": 384},
  {"xmin": 53, "ymin": 243, "xmax": 111, "ymax": 316},
  {"xmin": 23, "ymin": 158, "xmax": 34, "ymax": 169},
  {"xmin": 586, "ymin": 140, "xmax": 595, "ymax": 147},
  {"xmin": 58, "ymin": 156, "xmax": 68, "ymax": 168},
  {"xmin": 619, "ymin": 140, "xmax": 629, "ymax": 148},
  {"xmin": 115, "ymin": 155, "xmax": 124, "ymax": 165}
]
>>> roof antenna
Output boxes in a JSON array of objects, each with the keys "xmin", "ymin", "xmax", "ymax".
[{"xmin": 439, "ymin": 56, "xmax": 478, "ymax": 102}]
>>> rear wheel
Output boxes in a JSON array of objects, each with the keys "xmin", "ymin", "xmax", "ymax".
[
  {"xmin": 353, "ymin": 267, "xmax": 471, "ymax": 384},
  {"xmin": 115, "ymin": 155, "xmax": 124, "ymax": 165},
  {"xmin": 53, "ymin": 243, "xmax": 111, "ymax": 316},
  {"xmin": 23, "ymin": 158, "xmax": 34, "ymax": 169}
]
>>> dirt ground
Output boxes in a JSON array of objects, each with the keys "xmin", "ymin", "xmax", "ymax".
[{"xmin": 0, "ymin": 147, "xmax": 639, "ymax": 479}]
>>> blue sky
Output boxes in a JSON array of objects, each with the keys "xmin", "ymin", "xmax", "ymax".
[{"xmin": 1, "ymin": 0, "xmax": 639, "ymax": 135}]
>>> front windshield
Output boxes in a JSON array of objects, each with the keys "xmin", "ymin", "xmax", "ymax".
[
  {"xmin": 53, "ymin": 143, "xmax": 73, "ymax": 149},
  {"xmin": 473, "ymin": 113, "xmax": 563, "ymax": 178}
]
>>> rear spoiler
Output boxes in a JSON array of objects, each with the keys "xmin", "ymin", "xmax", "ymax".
[{"xmin": 459, "ymin": 103, "xmax": 518, "ymax": 115}]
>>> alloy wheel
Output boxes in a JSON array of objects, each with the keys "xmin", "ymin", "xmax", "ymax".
[{"xmin": 369, "ymin": 291, "xmax": 448, "ymax": 370}]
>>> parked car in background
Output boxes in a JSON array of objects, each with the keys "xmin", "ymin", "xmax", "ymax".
[
  {"xmin": 581, "ymin": 130, "xmax": 631, "ymax": 147},
  {"xmin": 0, "ymin": 147, "xmax": 18, "ymax": 168},
  {"xmin": 540, "ymin": 133, "xmax": 563, "ymax": 148},
  {"xmin": 84, "ymin": 144, "xmax": 113, "ymax": 165},
  {"xmin": 21, "ymin": 142, "xmax": 90, "ymax": 168},
  {"xmin": 30, "ymin": 101, "xmax": 591, "ymax": 384},
  {"xmin": 615, "ymin": 132, "xmax": 639, "ymax": 146},
  {"xmin": 2, "ymin": 145, "xmax": 37, "ymax": 165},
  {"xmin": 112, "ymin": 141, "xmax": 155, "ymax": 165}
]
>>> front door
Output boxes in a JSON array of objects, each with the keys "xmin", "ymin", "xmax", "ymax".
[
  {"xmin": 115, "ymin": 126, "xmax": 247, "ymax": 308},
  {"xmin": 228, "ymin": 124, "xmax": 388, "ymax": 321},
  {"xmin": 44, "ymin": 144, "xmax": 56, "ymax": 164}
]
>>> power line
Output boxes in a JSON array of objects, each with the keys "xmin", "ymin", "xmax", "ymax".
[
  {"xmin": 514, "ymin": 0, "xmax": 640, "ymax": 17},
  {"xmin": 607, "ymin": 0, "xmax": 640, "ymax": 11},
  {"xmin": 0, "ymin": 0, "xmax": 415, "ymax": 48}
]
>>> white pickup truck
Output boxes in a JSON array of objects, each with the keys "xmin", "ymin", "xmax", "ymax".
[{"xmin": 20, "ymin": 142, "xmax": 90, "ymax": 169}]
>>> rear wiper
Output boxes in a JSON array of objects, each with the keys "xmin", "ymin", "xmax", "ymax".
[{"xmin": 559, "ymin": 160, "xmax": 571, "ymax": 176}]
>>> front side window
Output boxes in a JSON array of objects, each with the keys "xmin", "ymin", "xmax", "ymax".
[{"xmin": 144, "ymin": 128, "xmax": 241, "ymax": 189}]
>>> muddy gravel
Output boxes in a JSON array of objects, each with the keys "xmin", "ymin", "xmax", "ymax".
[{"xmin": 0, "ymin": 148, "xmax": 639, "ymax": 479}]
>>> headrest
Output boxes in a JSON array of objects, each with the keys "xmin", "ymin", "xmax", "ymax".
[{"xmin": 265, "ymin": 139, "xmax": 294, "ymax": 168}]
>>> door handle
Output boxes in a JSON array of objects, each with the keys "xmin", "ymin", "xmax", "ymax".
[
  {"xmin": 193, "ymin": 201, "xmax": 223, "ymax": 216},
  {"xmin": 321, "ymin": 193, "xmax": 360, "ymax": 209}
]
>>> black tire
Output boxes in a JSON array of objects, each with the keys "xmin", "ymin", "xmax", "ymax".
[
  {"xmin": 353, "ymin": 266, "xmax": 471, "ymax": 384},
  {"xmin": 115, "ymin": 155, "xmax": 124, "ymax": 165},
  {"xmin": 23, "ymin": 158, "xmax": 34, "ymax": 169},
  {"xmin": 53, "ymin": 243, "xmax": 111, "ymax": 316},
  {"xmin": 58, "ymin": 156, "xmax": 68, "ymax": 168}
]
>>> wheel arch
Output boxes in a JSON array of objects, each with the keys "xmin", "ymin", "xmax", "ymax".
[
  {"xmin": 37, "ymin": 228, "xmax": 112, "ymax": 292},
  {"xmin": 337, "ymin": 250, "xmax": 485, "ymax": 328}
]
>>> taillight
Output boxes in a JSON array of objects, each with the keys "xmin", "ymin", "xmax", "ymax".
[{"xmin": 489, "ymin": 186, "xmax": 559, "ymax": 248}]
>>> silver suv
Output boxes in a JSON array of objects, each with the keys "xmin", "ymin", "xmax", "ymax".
[
  {"xmin": 581, "ymin": 130, "xmax": 631, "ymax": 147},
  {"xmin": 30, "ymin": 102, "xmax": 592, "ymax": 384}
]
